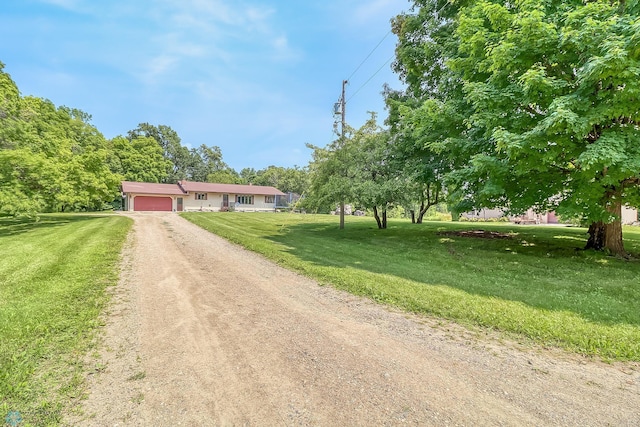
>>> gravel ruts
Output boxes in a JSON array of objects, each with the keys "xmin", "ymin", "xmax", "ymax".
[{"xmin": 68, "ymin": 213, "xmax": 640, "ymax": 426}]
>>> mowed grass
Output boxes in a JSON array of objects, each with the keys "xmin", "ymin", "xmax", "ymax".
[
  {"xmin": 0, "ymin": 214, "xmax": 132, "ymax": 426},
  {"xmin": 182, "ymin": 212, "xmax": 640, "ymax": 361}
]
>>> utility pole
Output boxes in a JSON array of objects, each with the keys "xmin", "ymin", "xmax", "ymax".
[{"xmin": 339, "ymin": 79, "xmax": 347, "ymax": 229}]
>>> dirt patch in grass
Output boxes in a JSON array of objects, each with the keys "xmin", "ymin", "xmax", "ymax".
[{"xmin": 438, "ymin": 229, "xmax": 515, "ymax": 239}]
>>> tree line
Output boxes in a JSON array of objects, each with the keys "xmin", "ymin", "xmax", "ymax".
[
  {"xmin": 302, "ymin": 0, "xmax": 640, "ymax": 256},
  {"xmin": 2, "ymin": 0, "xmax": 639, "ymax": 256},
  {"xmin": 0, "ymin": 62, "xmax": 309, "ymax": 216}
]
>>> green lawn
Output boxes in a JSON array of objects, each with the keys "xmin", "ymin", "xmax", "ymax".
[
  {"xmin": 0, "ymin": 214, "xmax": 132, "ymax": 426},
  {"xmin": 182, "ymin": 212, "xmax": 640, "ymax": 361}
]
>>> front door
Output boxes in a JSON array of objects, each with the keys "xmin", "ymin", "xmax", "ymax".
[
  {"xmin": 222, "ymin": 194, "xmax": 229, "ymax": 208},
  {"xmin": 177, "ymin": 197, "xmax": 183, "ymax": 212}
]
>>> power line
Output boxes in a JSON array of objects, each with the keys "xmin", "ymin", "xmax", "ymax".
[
  {"xmin": 344, "ymin": 1, "xmax": 452, "ymax": 104},
  {"xmin": 346, "ymin": 30, "xmax": 392, "ymax": 82},
  {"xmin": 347, "ymin": 55, "xmax": 394, "ymax": 103}
]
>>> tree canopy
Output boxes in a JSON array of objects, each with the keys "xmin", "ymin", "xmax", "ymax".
[
  {"xmin": 0, "ymin": 61, "xmax": 290, "ymax": 217},
  {"xmin": 306, "ymin": 113, "xmax": 405, "ymax": 228},
  {"xmin": 389, "ymin": 0, "xmax": 640, "ymax": 255},
  {"xmin": 0, "ymin": 64, "xmax": 120, "ymax": 215}
]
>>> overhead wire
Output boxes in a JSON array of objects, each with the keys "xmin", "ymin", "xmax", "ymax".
[
  {"xmin": 343, "ymin": 1, "xmax": 452, "ymax": 104},
  {"xmin": 347, "ymin": 55, "xmax": 394, "ymax": 103},
  {"xmin": 346, "ymin": 29, "xmax": 393, "ymax": 82}
]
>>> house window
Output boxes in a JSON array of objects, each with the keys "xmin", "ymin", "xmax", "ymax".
[
  {"xmin": 236, "ymin": 195, "xmax": 253, "ymax": 205},
  {"xmin": 265, "ymin": 195, "xmax": 275, "ymax": 204},
  {"xmin": 195, "ymin": 193, "xmax": 207, "ymax": 200}
]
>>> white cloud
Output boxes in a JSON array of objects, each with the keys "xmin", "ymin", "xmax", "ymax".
[
  {"xmin": 158, "ymin": 0, "xmax": 295, "ymax": 59},
  {"xmin": 127, "ymin": 0, "xmax": 299, "ymax": 89},
  {"xmin": 141, "ymin": 55, "xmax": 179, "ymax": 83}
]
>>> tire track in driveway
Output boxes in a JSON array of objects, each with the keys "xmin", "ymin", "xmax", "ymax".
[{"xmin": 72, "ymin": 212, "xmax": 640, "ymax": 426}]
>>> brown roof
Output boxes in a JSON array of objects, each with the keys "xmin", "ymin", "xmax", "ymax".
[
  {"xmin": 121, "ymin": 180, "xmax": 286, "ymax": 196},
  {"xmin": 179, "ymin": 181, "xmax": 285, "ymax": 196},
  {"xmin": 121, "ymin": 181, "xmax": 186, "ymax": 195}
]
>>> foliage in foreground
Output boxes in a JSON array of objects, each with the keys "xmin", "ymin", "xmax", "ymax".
[
  {"xmin": 182, "ymin": 212, "xmax": 640, "ymax": 361},
  {"xmin": 0, "ymin": 214, "xmax": 132, "ymax": 426},
  {"xmin": 389, "ymin": 0, "xmax": 640, "ymax": 255}
]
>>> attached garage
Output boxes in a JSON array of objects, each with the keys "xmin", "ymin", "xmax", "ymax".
[
  {"xmin": 134, "ymin": 196, "xmax": 173, "ymax": 211},
  {"xmin": 121, "ymin": 182, "xmax": 186, "ymax": 212}
]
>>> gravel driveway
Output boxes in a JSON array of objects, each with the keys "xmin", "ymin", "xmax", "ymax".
[{"xmin": 69, "ymin": 212, "xmax": 640, "ymax": 426}]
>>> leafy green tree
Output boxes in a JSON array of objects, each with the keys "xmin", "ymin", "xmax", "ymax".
[
  {"xmin": 306, "ymin": 114, "xmax": 403, "ymax": 229},
  {"xmin": 387, "ymin": 1, "xmax": 470, "ymax": 223},
  {"xmin": 191, "ymin": 144, "xmax": 238, "ymax": 183},
  {"xmin": 206, "ymin": 169, "xmax": 242, "ymax": 184},
  {"xmin": 0, "ymin": 62, "xmax": 20, "ymax": 127},
  {"xmin": 305, "ymin": 127, "xmax": 355, "ymax": 219},
  {"xmin": 385, "ymin": 90, "xmax": 451, "ymax": 223},
  {"xmin": 448, "ymin": 0, "xmax": 640, "ymax": 255},
  {"xmin": 392, "ymin": 0, "xmax": 640, "ymax": 255},
  {"xmin": 109, "ymin": 136, "xmax": 170, "ymax": 183},
  {"xmin": 127, "ymin": 123, "xmax": 192, "ymax": 183},
  {"xmin": 347, "ymin": 113, "xmax": 404, "ymax": 229},
  {"xmin": 0, "ymin": 73, "xmax": 119, "ymax": 215},
  {"xmin": 239, "ymin": 167, "xmax": 258, "ymax": 184},
  {"xmin": 126, "ymin": 125, "xmax": 235, "ymax": 183},
  {"xmin": 251, "ymin": 165, "xmax": 309, "ymax": 194}
]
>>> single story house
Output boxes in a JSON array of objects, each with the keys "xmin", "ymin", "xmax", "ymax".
[{"xmin": 121, "ymin": 180, "xmax": 286, "ymax": 212}]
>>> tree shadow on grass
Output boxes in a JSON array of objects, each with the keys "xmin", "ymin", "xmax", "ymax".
[
  {"xmin": 0, "ymin": 214, "xmax": 113, "ymax": 238},
  {"xmin": 263, "ymin": 220, "xmax": 640, "ymax": 328}
]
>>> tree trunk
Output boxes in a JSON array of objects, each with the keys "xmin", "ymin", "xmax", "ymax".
[
  {"xmin": 585, "ymin": 196, "xmax": 625, "ymax": 256},
  {"xmin": 382, "ymin": 209, "xmax": 387, "ymax": 229},
  {"xmin": 339, "ymin": 200, "xmax": 345, "ymax": 230},
  {"xmin": 410, "ymin": 209, "xmax": 415, "ymax": 224},
  {"xmin": 373, "ymin": 206, "xmax": 383, "ymax": 229},
  {"xmin": 416, "ymin": 200, "xmax": 426, "ymax": 224},
  {"xmin": 415, "ymin": 184, "xmax": 439, "ymax": 224}
]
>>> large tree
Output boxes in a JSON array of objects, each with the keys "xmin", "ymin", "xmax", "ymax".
[
  {"xmin": 449, "ymin": 0, "xmax": 640, "ymax": 255},
  {"xmin": 392, "ymin": 0, "xmax": 640, "ymax": 256},
  {"xmin": 387, "ymin": 1, "xmax": 471, "ymax": 223},
  {"xmin": 126, "ymin": 124, "xmax": 235, "ymax": 184},
  {"xmin": 0, "ymin": 64, "xmax": 120, "ymax": 216},
  {"xmin": 109, "ymin": 135, "xmax": 170, "ymax": 183},
  {"xmin": 127, "ymin": 123, "xmax": 192, "ymax": 183}
]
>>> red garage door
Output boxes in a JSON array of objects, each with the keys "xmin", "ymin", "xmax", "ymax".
[{"xmin": 134, "ymin": 196, "xmax": 172, "ymax": 211}]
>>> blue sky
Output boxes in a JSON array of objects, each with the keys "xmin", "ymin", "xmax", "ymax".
[{"xmin": 1, "ymin": 0, "xmax": 411, "ymax": 171}]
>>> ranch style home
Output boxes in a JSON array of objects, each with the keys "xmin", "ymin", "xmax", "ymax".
[{"xmin": 121, "ymin": 180, "xmax": 286, "ymax": 212}]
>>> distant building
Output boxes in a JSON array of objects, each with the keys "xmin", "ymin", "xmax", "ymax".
[{"xmin": 461, "ymin": 206, "xmax": 638, "ymax": 225}]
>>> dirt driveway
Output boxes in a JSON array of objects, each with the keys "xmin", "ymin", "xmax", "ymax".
[{"xmin": 70, "ymin": 212, "xmax": 640, "ymax": 426}]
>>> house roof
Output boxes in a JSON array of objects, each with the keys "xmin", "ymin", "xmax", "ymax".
[
  {"xmin": 179, "ymin": 180, "xmax": 286, "ymax": 196},
  {"xmin": 121, "ymin": 180, "xmax": 286, "ymax": 196},
  {"xmin": 121, "ymin": 181, "xmax": 186, "ymax": 195}
]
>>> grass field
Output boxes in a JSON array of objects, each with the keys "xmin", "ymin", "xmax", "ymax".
[
  {"xmin": 182, "ymin": 212, "xmax": 640, "ymax": 361},
  {"xmin": 0, "ymin": 214, "xmax": 132, "ymax": 426}
]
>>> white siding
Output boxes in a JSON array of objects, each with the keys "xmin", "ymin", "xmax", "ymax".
[{"xmin": 182, "ymin": 192, "xmax": 277, "ymax": 212}]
